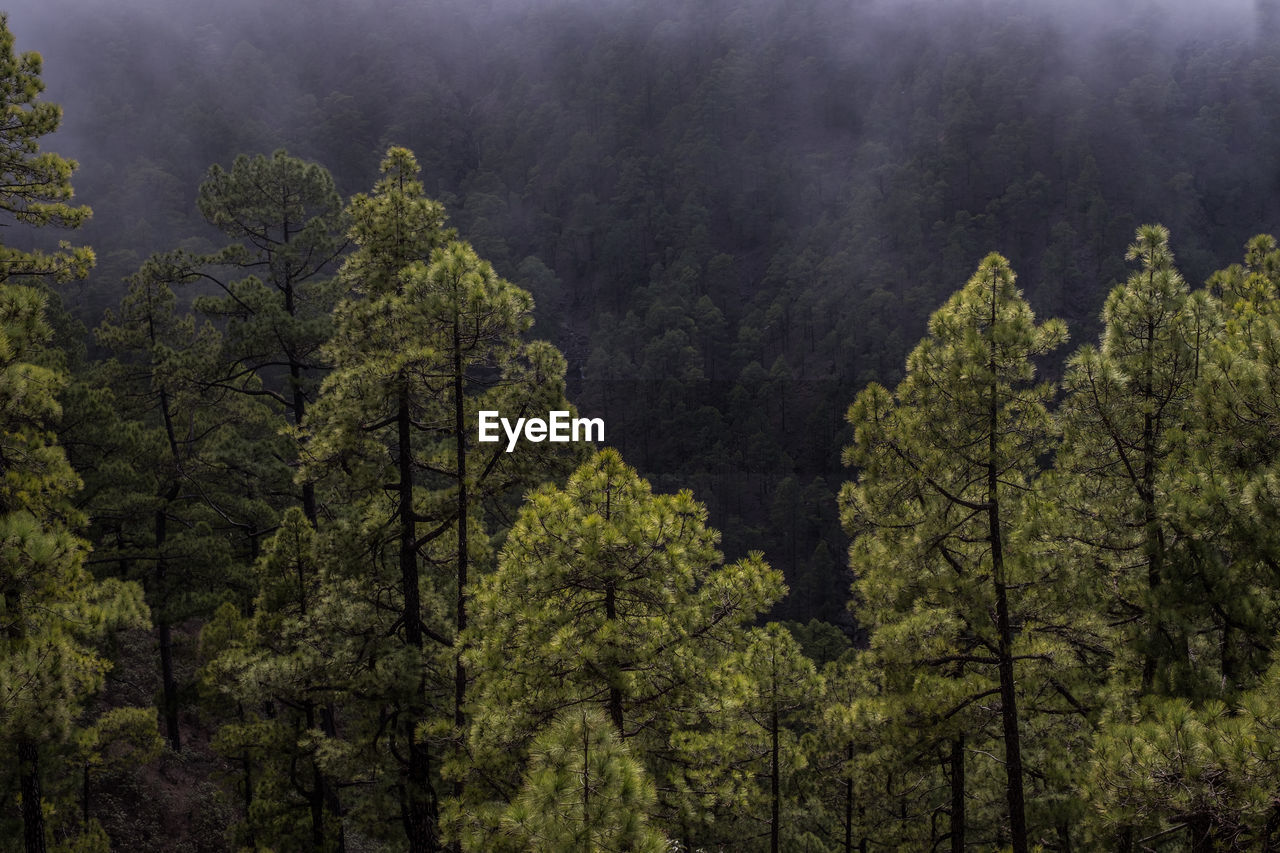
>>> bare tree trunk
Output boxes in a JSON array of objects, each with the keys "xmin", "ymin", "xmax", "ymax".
[{"xmin": 19, "ymin": 741, "xmax": 46, "ymax": 853}]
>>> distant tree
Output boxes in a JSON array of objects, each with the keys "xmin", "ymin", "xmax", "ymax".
[{"xmin": 194, "ymin": 149, "xmax": 347, "ymax": 521}]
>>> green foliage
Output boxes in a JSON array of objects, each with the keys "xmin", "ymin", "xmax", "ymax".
[
  {"xmin": 244, "ymin": 146, "xmax": 581, "ymax": 852},
  {"xmin": 0, "ymin": 14, "xmax": 92, "ymax": 284},
  {"xmin": 840, "ymin": 254, "xmax": 1093, "ymax": 849},
  {"xmin": 465, "ymin": 448, "xmax": 784, "ymax": 846},
  {"xmin": 500, "ymin": 708, "xmax": 669, "ymax": 853},
  {"xmin": 1052, "ymin": 224, "xmax": 1221, "ymax": 699},
  {"xmin": 194, "ymin": 149, "xmax": 347, "ymax": 432},
  {"xmin": 0, "ymin": 283, "xmax": 150, "ymax": 850},
  {"xmin": 201, "ymin": 509, "xmax": 346, "ymax": 852},
  {"xmin": 88, "ymin": 252, "xmax": 291, "ymax": 751}
]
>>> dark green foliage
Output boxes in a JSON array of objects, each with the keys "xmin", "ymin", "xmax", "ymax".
[
  {"xmin": 33, "ymin": 0, "xmax": 1280, "ymax": 622},
  {"xmin": 23, "ymin": 3, "xmax": 1280, "ymax": 850}
]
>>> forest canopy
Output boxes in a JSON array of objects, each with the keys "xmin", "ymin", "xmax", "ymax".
[{"xmin": 5, "ymin": 0, "xmax": 1280, "ymax": 850}]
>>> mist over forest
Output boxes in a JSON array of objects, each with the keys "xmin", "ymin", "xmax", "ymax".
[
  {"xmin": 9, "ymin": 0, "xmax": 1280, "ymax": 625},
  {"xmin": 7, "ymin": 0, "xmax": 1280, "ymax": 849}
]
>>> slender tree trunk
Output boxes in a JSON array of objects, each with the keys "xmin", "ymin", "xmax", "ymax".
[
  {"xmin": 156, "ymin": 383, "xmax": 183, "ymax": 752},
  {"xmin": 398, "ymin": 389, "xmax": 423, "ymax": 650},
  {"xmin": 397, "ymin": 385, "xmax": 438, "ymax": 853},
  {"xmin": 82, "ymin": 761, "xmax": 90, "ymax": 829},
  {"xmin": 155, "ymin": 504, "xmax": 181, "ymax": 752},
  {"xmin": 603, "ymin": 583, "xmax": 625, "ymax": 735},
  {"xmin": 950, "ymin": 736, "xmax": 965, "ymax": 853},
  {"xmin": 845, "ymin": 741, "xmax": 854, "ymax": 853},
  {"xmin": 305, "ymin": 704, "xmax": 327, "ymax": 851},
  {"xmin": 19, "ymin": 740, "xmax": 45, "ymax": 853},
  {"xmin": 321, "ymin": 704, "xmax": 347, "ymax": 853},
  {"xmin": 988, "ymin": 288, "xmax": 1027, "ymax": 853},
  {"xmin": 771, "ymin": 701, "xmax": 780, "ymax": 853},
  {"xmin": 993, "ymin": 566, "xmax": 1027, "ymax": 851},
  {"xmin": 1188, "ymin": 814, "xmax": 1215, "ymax": 853},
  {"xmin": 451, "ymin": 322, "xmax": 468, "ymax": 853}
]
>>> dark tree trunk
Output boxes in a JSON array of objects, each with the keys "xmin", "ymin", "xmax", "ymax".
[
  {"xmin": 950, "ymin": 736, "xmax": 965, "ymax": 853},
  {"xmin": 19, "ymin": 741, "xmax": 45, "ymax": 853},
  {"xmin": 845, "ymin": 741, "xmax": 854, "ymax": 853},
  {"xmin": 397, "ymin": 385, "xmax": 438, "ymax": 852},
  {"xmin": 451, "ymin": 323, "xmax": 468, "ymax": 853},
  {"xmin": 155, "ymin": 503, "xmax": 181, "ymax": 752},
  {"xmin": 604, "ymin": 584, "xmax": 624, "ymax": 735},
  {"xmin": 156, "ymin": 384, "xmax": 183, "ymax": 752},
  {"xmin": 988, "ymin": 285, "xmax": 1027, "ymax": 853},
  {"xmin": 1188, "ymin": 815, "xmax": 1215, "ymax": 853},
  {"xmin": 771, "ymin": 702, "xmax": 781, "ymax": 853}
]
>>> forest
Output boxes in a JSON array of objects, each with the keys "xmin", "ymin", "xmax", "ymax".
[{"xmin": 6, "ymin": 0, "xmax": 1280, "ymax": 850}]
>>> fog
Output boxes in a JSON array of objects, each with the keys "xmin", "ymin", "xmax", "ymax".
[{"xmin": 6, "ymin": 0, "xmax": 1280, "ymax": 618}]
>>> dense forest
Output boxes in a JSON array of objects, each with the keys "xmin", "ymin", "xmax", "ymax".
[{"xmin": 7, "ymin": 0, "xmax": 1280, "ymax": 850}]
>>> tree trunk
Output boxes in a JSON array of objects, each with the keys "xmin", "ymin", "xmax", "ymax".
[
  {"xmin": 604, "ymin": 584, "xmax": 625, "ymax": 735},
  {"xmin": 988, "ymin": 287, "xmax": 1027, "ymax": 853},
  {"xmin": 451, "ymin": 322, "xmax": 468, "ymax": 853},
  {"xmin": 1188, "ymin": 814, "xmax": 1215, "ymax": 853},
  {"xmin": 950, "ymin": 736, "xmax": 965, "ymax": 853},
  {"xmin": 321, "ymin": 704, "xmax": 347, "ymax": 853},
  {"xmin": 397, "ymin": 385, "xmax": 438, "ymax": 852},
  {"xmin": 845, "ymin": 741, "xmax": 854, "ymax": 853},
  {"xmin": 156, "ymin": 385, "xmax": 183, "ymax": 752},
  {"xmin": 771, "ymin": 701, "xmax": 780, "ymax": 853},
  {"xmin": 19, "ymin": 740, "xmax": 45, "ymax": 853},
  {"xmin": 155, "ymin": 501, "xmax": 182, "ymax": 752}
]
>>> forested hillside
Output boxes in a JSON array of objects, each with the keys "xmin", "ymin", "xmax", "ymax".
[{"xmin": 5, "ymin": 0, "xmax": 1280, "ymax": 850}]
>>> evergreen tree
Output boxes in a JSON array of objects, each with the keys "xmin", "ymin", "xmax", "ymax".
[
  {"xmin": 0, "ymin": 284, "xmax": 149, "ymax": 852},
  {"xmin": 201, "ymin": 509, "xmax": 346, "ymax": 851},
  {"xmin": 840, "ymin": 254, "xmax": 1071, "ymax": 852},
  {"xmin": 0, "ymin": 19, "xmax": 148, "ymax": 850},
  {"xmin": 0, "ymin": 14, "xmax": 92, "ymax": 284},
  {"xmin": 93, "ymin": 254, "xmax": 290, "ymax": 751},
  {"xmin": 1053, "ymin": 225, "xmax": 1219, "ymax": 698},
  {"xmin": 733, "ymin": 623, "xmax": 823, "ymax": 852},
  {"xmin": 465, "ymin": 448, "xmax": 784, "ymax": 848},
  {"xmin": 499, "ymin": 708, "xmax": 669, "ymax": 853},
  {"xmin": 299, "ymin": 147, "xmax": 574, "ymax": 852},
  {"xmin": 194, "ymin": 149, "xmax": 347, "ymax": 521}
]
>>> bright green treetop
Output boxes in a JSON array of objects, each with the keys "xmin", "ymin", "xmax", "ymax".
[{"xmin": 466, "ymin": 448, "xmax": 784, "ymax": 844}]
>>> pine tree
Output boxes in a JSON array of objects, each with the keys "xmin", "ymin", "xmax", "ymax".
[
  {"xmin": 840, "ymin": 254, "xmax": 1070, "ymax": 852},
  {"xmin": 92, "ymin": 254, "xmax": 290, "ymax": 751},
  {"xmin": 734, "ymin": 624, "xmax": 823, "ymax": 853},
  {"xmin": 0, "ymin": 15, "xmax": 92, "ymax": 284},
  {"xmin": 300, "ymin": 147, "xmax": 574, "ymax": 852},
  {"xmin": 201, "ymin": 509, "xmax": 346, "ymax": 851},
  {"xmin": 465, "ymin": 448, "xmax": 784, "ymax": 847},
  {"xmin": 1052, "ymin": 225, "xmax": 1219, "ymax": 699},
  {"xmin": 499, "ymin": 708, "xmax": 669, "ymax": 853},
  {"xmin": 0, "ymin": 284, "xmax": 149, "ymax": 852},
  {"xmin": 0, "ymin": 19, "xmax": 148, "ymax": 850},
  {"xmin": 194, "ymin": 149, "xmax": 347, "ymax": 521}
]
